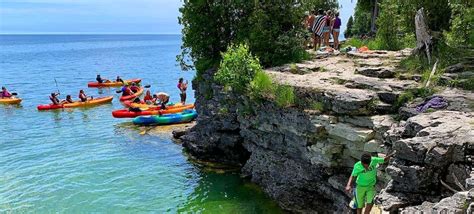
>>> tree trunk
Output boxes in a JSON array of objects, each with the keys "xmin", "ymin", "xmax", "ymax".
[
  {"xmin": 415, "ymin": 8, "xmax": 432, "ymax": 64},
  {"xmin": 370, "ymin": 0, "xmax": 378, "ymax": 34}
]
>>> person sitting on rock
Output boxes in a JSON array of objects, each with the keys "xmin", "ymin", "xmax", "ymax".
[{"xmin": 345, "ymin": 152, "xmax": 395, "ymax": 214}]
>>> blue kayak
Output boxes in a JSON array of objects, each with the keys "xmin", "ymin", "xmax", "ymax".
[{"xmin": 133, "ymin": 109, "xmax": 197, "ymax": 125}]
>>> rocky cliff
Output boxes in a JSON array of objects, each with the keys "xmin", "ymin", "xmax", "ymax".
[{"xmin": 176, "ymin": 50, "xmax": 474, "ymax": 213}]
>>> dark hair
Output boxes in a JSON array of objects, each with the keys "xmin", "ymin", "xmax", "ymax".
[
  {"xmin": 51, "ymin": 93, "xmax": 55, "ymax": 96},
  {"xmin": 361, "ymin": 153, "xmax": 372, "ymax": 165},
  {"xmin": 66, "ymin": 95, "xmax": 71, "ymax": 99},
  {"xmin": 179, "ymin": 78, "xmax": 183, "ymax": 83},
  {"xmin": 79, "ymin": 90, "xmax": 84, "ymax": 93},
  {"xmin": 335, "ymin": 12, "xmax": 339, "ymax": 17},
  {"xmin": 1, "ymin": 87, "xmax": 5, "ymax": 90},
  {"xmin": 318, "ymin": 9, "xmax": 324, "ymax": 15}
]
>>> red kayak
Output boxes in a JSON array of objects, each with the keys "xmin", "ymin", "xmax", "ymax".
[
  {"xmin": 112, "ymin": 104, "xmax": 195, "ymax": 118},
  {"xmin": 87, "ymin": 79, "xmax": 141, "ymax": 87},
  {"xmin": 119, "ymin": 88, "xmax": 144, "ymax": 102}
]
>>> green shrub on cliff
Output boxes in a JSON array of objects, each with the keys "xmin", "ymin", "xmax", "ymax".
[
  {"xmin": 275, "ymin": 85, "xmax": 296, "ymax": 108},
  {"xmin": 250, "ymin": 71, "xmax": 276, "ymax": 100},
  {"xmin": 214, "ymin": 44, "xmax": 262, "ymax": 93}
]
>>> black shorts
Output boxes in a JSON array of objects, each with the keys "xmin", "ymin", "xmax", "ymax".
[{"xmin": 180, "ymin": 93, "xmax": 186, "ymax": 102}]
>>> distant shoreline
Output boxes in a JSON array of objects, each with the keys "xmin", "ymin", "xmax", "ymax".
[{"xmin": 0, "ymin": 33, "xmax": 182, "ymax": 36}]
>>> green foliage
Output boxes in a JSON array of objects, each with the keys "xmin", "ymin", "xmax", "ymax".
[
  {"xmin": 448, "ymin": 78, "xmax": 474, "ymax": 91},
  {"xmin": 275, "ymin": 85, "xmax": 296, "ymax": 108},
  {"xmin": 395, "ymin": 91, "xmax": 415, "ymax": 108},
  {"xmin": 395, "ymin": 87, "xmax": 436, "ymax": 108},
  {"xmin": 178, "ymin": 0, "xmax": 338, "ymax": 76},
  {"xmin": 344, "ymin": 16, "xmax": 354, "ymax": 38},
  {"xmin": 299, "ymin": 0, "xmax": 339, "ymax": 12},
  {"xmin": 352, "ymin": 0, "xmax": 373, "ymax": 36},
  {"xmin": 342, "ymin": 38, "xmax": 384, "ymax": 50},
  {"xmin": 400, "ymin": 34, "xmax": 416, "ymax": 49},
  {"xmin": 250, "ymin": 71, "xmax": 276, "ymax": 100},
  {"xmin": 311, "ymin": 101, "xmax": 324, "ymax": 111},
  {"xmin": 289, "ymin": 63, "xmax": 298, "ymax": 74},
  {"xmin": 214, "ymin": 44, "xmax": 262, "ymax": 93},
  {"xmin": 445, "ymin": 2, "xmax": 474, "ymax": 48},
  {"xmin": 375, "ymin": 0, "xmax": 400, "ymax": 50}
]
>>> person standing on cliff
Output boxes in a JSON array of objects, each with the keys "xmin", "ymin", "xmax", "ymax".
[{"xmin": 345, "ymin": 152, "xmax": 395, "ymax": 214}]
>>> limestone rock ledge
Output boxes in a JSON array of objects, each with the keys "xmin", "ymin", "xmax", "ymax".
[{"xmin": 177, "ymin": 51, "xmax": 473, "ymax": 213}]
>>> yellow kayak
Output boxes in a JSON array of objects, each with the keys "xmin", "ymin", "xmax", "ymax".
[
  {"xmin": 37, "ymin": 96, "xmax": 113, "ymax": 110},
  {"xmin": 0, "ymin": 97, "xmax": 22, "ymax": 104},
  {"xmin": 88, "ymin": 79, "xmax": 141, "ymax": 87}
]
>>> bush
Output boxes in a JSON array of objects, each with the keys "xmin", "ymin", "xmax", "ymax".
[
  {"xmin": 250, "ymin": 71, "xmax": 276, "ymax": 99},
  {"xmin": 275, "ymin": 85, "xmax": 296, "ymax": 108},
  {"xmin": 214, "ymin": 44, "xmax": 262, "ymax": 93}
]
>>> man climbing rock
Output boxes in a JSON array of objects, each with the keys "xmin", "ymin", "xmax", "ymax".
[{"xmin": 345, "ymin": 152, "xmax": 395, "ymax": 214}]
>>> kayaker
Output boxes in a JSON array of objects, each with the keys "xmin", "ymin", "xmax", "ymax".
[
  {"xmin": 96, "ymin": 74, "xmax": 110, "ymax": 84},
  {"xmin": 153, "ymin": 92, "xmax": 170, "ymax": 110},
  {"xmin": 78, "ymin": 90, "xmax": 92, "ymax": 102},
  {"xmin": 345, "ymin": 152, "xmax": 395, "ymax": 214},
  {"xmin": 1, "ymin": 87, "xmax": 12, "ymax": 98},
  {"xmin": 130, "ymin": 82, "xmax": 140, "ymax": 93},
  {"xmin": 116, "ymin": 76, "xmax": 125, "ymax": 84},
  {"xmin": 50, "ymin": 93, "xmax": 61, "ymax": 105},
  {"xmin": 64, "ymin": 95, "xmax": 74, "ymax": 103},
  {"xmin": 144, "ymin": 90, "xmax": 153, "ymax": 104},
  {"xmin": 121, "ymin": 85, "xmax": 133, "ymax": 96},
  {"xmin": 178, "ymin": 78, "xmax": 188, "ymax": 104}
]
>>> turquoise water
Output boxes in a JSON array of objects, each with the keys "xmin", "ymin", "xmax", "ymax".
[{"xmin": 0, "ymin": 35, "xmax": 281, "ymax": 213}]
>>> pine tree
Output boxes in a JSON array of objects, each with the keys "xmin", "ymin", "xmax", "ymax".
[{"xmin": 344, "ymin": 16, "xmax": 354, "ymax": 38}]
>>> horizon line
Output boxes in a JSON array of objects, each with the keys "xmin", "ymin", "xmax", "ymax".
[{"xmin": 0, "ymin": 32, "xmax": 182, "ymax": 36}]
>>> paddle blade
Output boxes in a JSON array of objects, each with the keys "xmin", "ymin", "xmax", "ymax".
[
  {"xmin": 11, "ymin": 93, "xmax": 18, "ymax": 96},
  {"xmin": 144, "ymin": 85, "xmax": 151, "ymax": 88}
]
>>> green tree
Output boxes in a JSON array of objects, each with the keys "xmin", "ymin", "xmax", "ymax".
[
  {"xmin": 375, "ymin": 0, "xmax": 400, "ymax": 50},
  {"xmin": 445, "ymin": 0, "xmax": 474, "ymax": 47},
  {"xmin": 178, "ymin": 0, "xmax": 339, "ymax": 76},
  {"xmin": 344, "ymin": 16, "xmax": 354, "ymax": 38},
  {"xmin": 352, "ymin": 1, "xmax": 373, "ymax": 36}
]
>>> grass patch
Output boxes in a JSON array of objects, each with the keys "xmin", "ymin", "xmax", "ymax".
[
  {"xmin": 289, "ymin": 63, "xmax": 298, "ymax": 74},
  {"xmin": 311, "ymin": 101, "xmax": 324, "ymax": 111},
  {"xmin": 395, "ymin": 87, "xmax": 436, "ymax": 108},
  {"xmin": 250, "ymin": 71, "xmax": 276, "ymax": 100},
  {"xmin": 275, "ymin": 85, "xmax": 295, "ymax": 108},
  {"xmin": 449, "ymin": 77, "xmax": 474, "ymax": 91}
]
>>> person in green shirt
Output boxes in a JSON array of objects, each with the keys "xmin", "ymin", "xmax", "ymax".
[{"xmin": 345, "ymin": 152, "xmax": 395, "ymax": 214}]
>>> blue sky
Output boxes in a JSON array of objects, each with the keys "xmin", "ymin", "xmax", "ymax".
[
  {"xmin": 0, "ymin": 0, "xmax": 356, "ymax": 35},
  {"xmin": 0, "ymin": 0, "xmax": 183, "ymax": 34}
]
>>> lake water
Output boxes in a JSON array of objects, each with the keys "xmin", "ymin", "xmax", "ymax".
[{"xmin": 0, "ymin": 35, "xmax": 281, "ymax": 213}]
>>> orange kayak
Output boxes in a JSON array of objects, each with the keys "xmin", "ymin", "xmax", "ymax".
[
  {"xmin": 112, "ymin": 104, "xmax": 195, "ymax": 118},
  {"xmin": 37, "ymin": 96, "xmax": 113, "ymax": 110},
  {"xmin": 88, "ymin": 79, "xmax": 141, "ymax": 87},
  {"xmin": 0, "ymin": 97, "xmax": 22, "ymax": 104}
]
